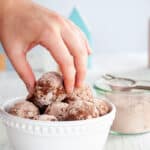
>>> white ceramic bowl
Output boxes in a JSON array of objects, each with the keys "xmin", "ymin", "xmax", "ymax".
[{"xmin": 0, "ymin": 97, "xmax": 116, "ymax": 150}]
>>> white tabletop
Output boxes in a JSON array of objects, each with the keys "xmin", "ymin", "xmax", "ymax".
[
  {"xmin": 0, "ymin": 71, "xmax": 150, "ymax": 150},
  {"xmin": 1, "ymin": 129, "xmax": 150, "ymax": 150}
]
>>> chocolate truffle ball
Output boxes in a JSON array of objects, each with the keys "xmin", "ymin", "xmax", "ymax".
[
  {"xmin": 66, "ymin": 100, "xmax": 99, "ymax": 121},
  {"xmin": 9, "ymin": 101, "xmax": 39, "ymax": 119},
  {"xmin": 67, "ymin": 85, "xmax": 93, "ymax": 102},
  {"xmin": 29, "ymin": 72, "xmax": 67, "ymax": 108},
  {"xmin": 33, "ymin": 114, "xmax": 57, "ymax": 121},
  {"xmin": 94, "ymin": 99, "xmax": 110, "ymax": 116},
  {"xmin": 45, "ymin": 102, "xmax": 69, "ymax": 121}
]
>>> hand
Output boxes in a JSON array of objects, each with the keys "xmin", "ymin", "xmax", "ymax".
[{"xmin": 0, "ymin": 0, "xmax": 91, "ymax": 93}]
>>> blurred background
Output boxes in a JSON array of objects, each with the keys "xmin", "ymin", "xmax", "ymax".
[
  {"xmin": 1, "ymin": 0, "xmax": 150, "ymax": 72},
  {"xmin": 31, "ymin": 0, "xmax": 150, "ymax": 72},
  {"xmin": 34, "ymin": 0, "xmax": 150, "ymax": 73}
]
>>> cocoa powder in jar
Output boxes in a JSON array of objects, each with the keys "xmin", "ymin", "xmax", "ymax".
[{"xmin": 106, "ymin": 91, "xmax": 150, "ymax": 134}]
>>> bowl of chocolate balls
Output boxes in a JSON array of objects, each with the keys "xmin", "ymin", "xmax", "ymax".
[{"xmin": 0, "ymin": 72, "xmax": 116, "ymax": 150}]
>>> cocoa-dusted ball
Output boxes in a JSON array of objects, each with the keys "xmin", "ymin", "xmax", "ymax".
[
  {"xmin": 9, "ymin": 101, "xmax": 39, "ymax": 119},
  {"xmin": 67, "ymin": 85, "xmax": 93, "ymax": 102},
  {"xmin": 33, "ymin": 114, "xmax": 57, "ymax": 121},
  {"xmin": 94, "ymin": 99, "xmax": 110, "ymax": 116},
  {"xmin": 29, "ymin": 72, "xmax": 67, "ymax": 108},
  {"xmin": 45, "ymin": 102, "xmax": 69, "ymax": 121},
  {"xmin": 66, "ymin": 100, "xmax": 99, "ymax": 121}
]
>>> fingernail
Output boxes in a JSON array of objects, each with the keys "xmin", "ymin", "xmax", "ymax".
[{"xmin": 76, "ymin": 81, "xmax": 82, "ymax": 88}]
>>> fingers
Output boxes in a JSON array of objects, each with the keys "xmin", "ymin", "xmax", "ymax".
[
  {"xmin": 61, "ymin": 27, "xmax": 88, "ymax": 87},
  {"xmin": 5, "ymin": 43, "xmax": 35, "ymax": 93},
  {"xmin": 41, "ymin": 32, "xmax": 76, "ymax": 93},
  {"xmin": 65, "ymin": 19, "xmax": 92, "ymax": 55}
]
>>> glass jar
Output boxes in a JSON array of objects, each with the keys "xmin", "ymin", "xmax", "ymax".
[{"xmin": 94, "ymin": 78, "xmax": 150, "ymax": 135}]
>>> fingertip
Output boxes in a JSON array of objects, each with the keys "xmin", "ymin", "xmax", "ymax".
[
  {"xmin": 65, "ymin": 84, "xmax": 74, "ymax": 94},
  {"xmin": 75, "ymin": 69, "xmax": 86, "ymax": 88},
  {"xmin": 63, "ymin": 69, "xmax": 76, "ymax": 94},
  {"xmin": 26, "ymin": 81, "xmax": 35, "ymax": 95},
  {"xmin": 74, "ymin": 55, "xmax": 87, "ymax": 89},
  {"xmin": 75, "ymin": 79, "xmax": 84, "ymax": 88},
  {"xmin": 63, "ymin": 73, "xmax": 75, "ymax": 94}
]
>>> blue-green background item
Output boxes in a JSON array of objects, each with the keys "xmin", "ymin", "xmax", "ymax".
[{"xmin": 69, "ymin": 7, "xmax": 92, "ymax": 68}]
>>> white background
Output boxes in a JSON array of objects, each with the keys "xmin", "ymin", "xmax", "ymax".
[
  {"xmin": 35, "ymin": 0, "xmax": 150, "ymax": 53},
  {"xmin": 32, "ymin": 0, "xmax": 150, "ymax": 73}
]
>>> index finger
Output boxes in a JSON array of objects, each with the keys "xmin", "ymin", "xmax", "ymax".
[
  {"xmin": 62, "ymin": 28, "xmax": 88, "ymax": 87},
  {"xmin": 40, "ymin": 32, "xmax": 76, "ymax": 93}
]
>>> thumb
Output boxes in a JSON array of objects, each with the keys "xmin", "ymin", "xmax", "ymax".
[{"xmin": 5, "ymin": 43, "xmax": 35, "ymax": 93}]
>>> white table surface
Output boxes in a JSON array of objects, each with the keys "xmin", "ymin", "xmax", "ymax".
[{"xmin": 0, "ymin": 71, "xmax": 150, "ymax": 150}]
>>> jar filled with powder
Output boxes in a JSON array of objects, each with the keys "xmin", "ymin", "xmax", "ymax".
[{"xmin": 94, "ymin": 77, "xmax": 150, "ymax": 135}]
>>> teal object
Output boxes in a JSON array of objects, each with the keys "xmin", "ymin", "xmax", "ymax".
[{"xmin": 69, "ymin": 7, "xmax": 92, "ymax": 68}]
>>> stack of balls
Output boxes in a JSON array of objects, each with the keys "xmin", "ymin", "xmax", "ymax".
[{"xmin": 9, "ymin": 72, "xmax": 110, "ymax": 121}]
